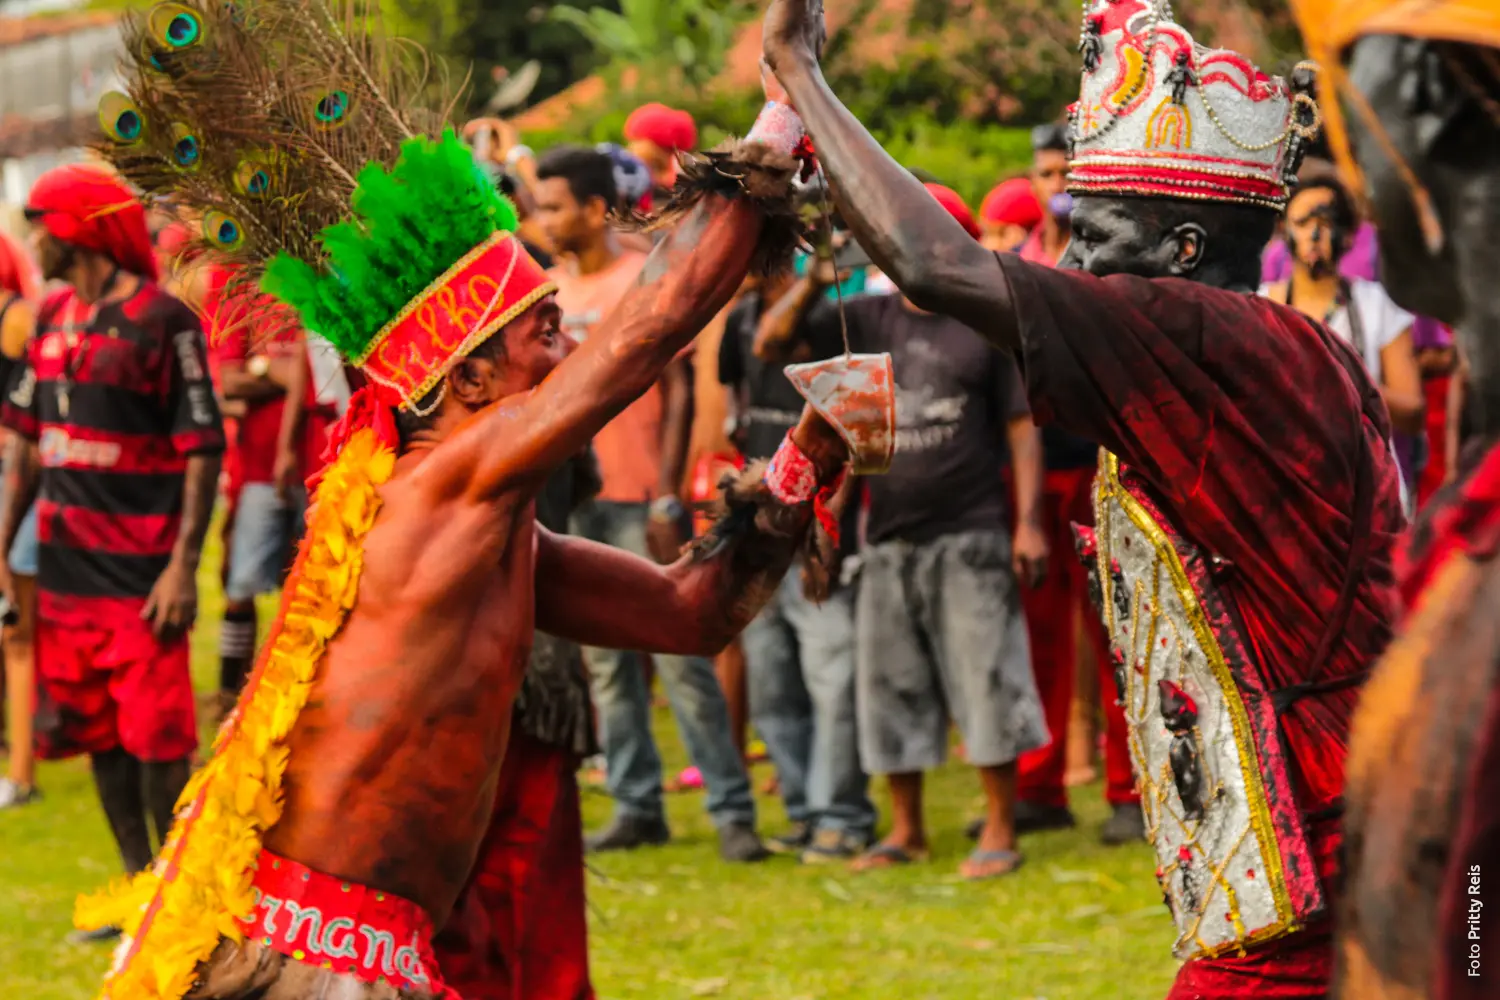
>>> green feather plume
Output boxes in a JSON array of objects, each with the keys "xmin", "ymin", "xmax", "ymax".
[
  {"xmin": 261, "ymin": 129, "xmax": 517, "ymax": 359},
  {"xmin": 94, "ymin": 0, "xmax": 514, "ymax": 358}
]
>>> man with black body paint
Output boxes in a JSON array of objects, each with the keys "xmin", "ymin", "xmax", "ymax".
[{"xmin": 762, "ymin": 0, "xmax": 1404, "ymax": 994}]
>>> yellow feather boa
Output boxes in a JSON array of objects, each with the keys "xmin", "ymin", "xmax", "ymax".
[{"xmin": 73, "ymin": 427, "xmax": 395, "ymax": 1000}]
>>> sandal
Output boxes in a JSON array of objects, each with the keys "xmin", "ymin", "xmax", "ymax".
[
  {"xmin": 960, "ymin": 848, "xmax": 1024, "ymax": 881},
  {"xmin": 850, "ymin": 842, "xmax": 930, "ymax": 872}
]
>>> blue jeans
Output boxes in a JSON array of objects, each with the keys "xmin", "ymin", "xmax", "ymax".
[
  {"xmin": 743, "ymin": 570, "xmax": 874, "ymax": 836},
  {"xmin": 571, "ymin": 500, "xmax": 756, "ymax": 829},
  {"xmin": 8, "ymin": 502, "xmax": 37, "ymax": 576},
  {"xmin": 226, "ymin": 483, "xmax": 307, "ymax": 601}
]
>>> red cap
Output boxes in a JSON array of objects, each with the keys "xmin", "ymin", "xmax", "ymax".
[
  {"xmin": 26, "ymin": 165, "xmax": 158, "ymax": 282},
  {"xmin": 0, "ymin": 230, "xmax": 39, "ymax": 300},
  {"xmin": 980, "ymin": 178, "xmax": 1043, "ymax": 230},
  {"xmin": 924, "ymin": 183, "xmax": 980, "ymax": 240},
  {"xmin": 156, "ymin": 221, "xmax": 193, "ymax": 257},
  {"xmin": 624, "ymin": 103, "xmax": 698, "ymax": 152}
]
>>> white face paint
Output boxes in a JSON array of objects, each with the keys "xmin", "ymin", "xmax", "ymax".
[{"xmin": 863, "ymin": 269, "xmax": 897, "ymax": 296}]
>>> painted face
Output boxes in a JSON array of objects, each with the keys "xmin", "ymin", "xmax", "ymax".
[
  {"xmin": 1057, "ymin": 196, "xmax": 1182, "ymax": 279},
  {"xmin": 1344, "ymin": 35, "xmax": 1465, "ymax": 324},
  {"xmin": 1283, "ymin": 186, "xmax": 1346, "ymax": 279}
]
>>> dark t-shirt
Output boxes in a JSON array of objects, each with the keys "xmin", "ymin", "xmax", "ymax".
[
  {"xmin": 718, "ymin": 289, "xmax": 846, "ymax": 461},
  {"xmin": 2, "ymin": 284, "xmax": 224, "ymax": 601},
  {"xmin": 804, "ymin": 293, "xmax": 1028, "ymax": 546},
  {"xmin": 994, "ymin": 251, "xmax": 1405, "ymax": 883},
  {"xmin": 522, "ymin": 239, "xmax": 554, "ymax": 271},
  {"xmin": 1042, "ymin": 425, "xmax": 1100, "ymax": 470}
]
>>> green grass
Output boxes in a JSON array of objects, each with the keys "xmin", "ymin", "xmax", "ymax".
[{"xmin": 0, "ymin": 529, "xmax": 1180, "ymax": 999}]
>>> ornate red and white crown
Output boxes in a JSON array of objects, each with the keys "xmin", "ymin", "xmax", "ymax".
[{"xmin": 1067, "ymin": 0, "xmax": 1321, "ymax": 209}]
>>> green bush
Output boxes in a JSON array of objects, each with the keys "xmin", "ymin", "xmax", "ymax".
[{"xmin": 876, "ymin": 114, "xmax": 1031, "ymax": 205}]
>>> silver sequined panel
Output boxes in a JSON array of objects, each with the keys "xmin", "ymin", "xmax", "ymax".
[{"xmin": 1096, "ymin": 474, "xmax": 1293, "ymax": 961}]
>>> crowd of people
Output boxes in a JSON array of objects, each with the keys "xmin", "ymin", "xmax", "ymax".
[
  {"xmin": 0, "ymin": 24, "xmax": 1462, "ymax": 889},
  {"xmin": 0, "ymin": 0, "xmax": 1490, "ymax": 996}
]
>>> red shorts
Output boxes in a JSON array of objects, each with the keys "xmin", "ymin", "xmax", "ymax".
[{"xmin": 33, "ymin": 593, "xmax": 196, "ymax": 762}]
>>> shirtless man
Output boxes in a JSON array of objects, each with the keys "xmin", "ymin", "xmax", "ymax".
[
  {"xmin": 82, "ymin": 27, "xmax": 864, "ymax": 993},
  {"xmin": 261, "ymin": 207, "xmax": 841, "ymax": 918}
]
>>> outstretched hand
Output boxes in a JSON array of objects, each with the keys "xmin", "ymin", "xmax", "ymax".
[{"xmin": 763, "ymin": 0, "xmax": 827, "ymax": 73}]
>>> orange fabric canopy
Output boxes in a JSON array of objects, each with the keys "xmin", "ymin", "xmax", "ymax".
[
  {"xmin": 1292, "ymin": 0, "xmax": 1500, "ymax": 57},
  {"xmin": 1288, "ymin": 0, "xmax": 1500, "ymax": 251}
]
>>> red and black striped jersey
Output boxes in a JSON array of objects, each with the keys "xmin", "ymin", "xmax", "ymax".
[{"xmin": 1, "ymin": 282, "xmax": 225, "ymax": 599}]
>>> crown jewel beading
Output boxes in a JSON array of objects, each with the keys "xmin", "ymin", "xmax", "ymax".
[{"xmin": 1067, "ymin": 0, "xmax": 1320, "ymax": 209}]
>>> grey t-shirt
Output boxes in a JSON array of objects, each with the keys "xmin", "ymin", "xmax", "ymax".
[{"xmin": 805, "ymin": 294, "xmax": 1028, "ymax": 546}]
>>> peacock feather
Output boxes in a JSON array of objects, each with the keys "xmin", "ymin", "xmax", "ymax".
[{"xmin": 96, "ymin": 0, "xmax": 508, "ymax": 355}]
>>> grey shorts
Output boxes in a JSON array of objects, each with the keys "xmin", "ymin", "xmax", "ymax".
[{"xmin": 854, "ymin": 529, "xmax": 1048, "ymax": 774}]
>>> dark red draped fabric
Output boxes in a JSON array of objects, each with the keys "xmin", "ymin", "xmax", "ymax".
[
  {"xmin": 434, "ymin": 731, "xmax": 594, "ymax": 1000},
  {"xmin": 997, "ymin": 255, "xmax": 1404, "ymax": 891},
  {"xmin": 1168, "ymin": 922, "xmax": 1334, "ymax": 999}
]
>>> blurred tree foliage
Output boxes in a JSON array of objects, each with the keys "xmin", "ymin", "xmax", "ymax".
[
  {"xmin": 373, "ymin": 0, "xmax": 1309, "ymax": 204},
  {"xmin": 378, "ymin": 0, "xmax": 619, "ymax": 108},
  {"xmin": 548, "ymin": 0, "xmax": 750, "ymax": 89}
]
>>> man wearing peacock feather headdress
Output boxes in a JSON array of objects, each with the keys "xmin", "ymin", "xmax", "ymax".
[{"xmin": 73, "ymin": 2, "xmax": 896, "ymax": 998}]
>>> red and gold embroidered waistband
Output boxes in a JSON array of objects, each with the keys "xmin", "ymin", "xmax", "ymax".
[{"xmin": 242, "ymin": 849, "xmax": 455, "ymax": 997}]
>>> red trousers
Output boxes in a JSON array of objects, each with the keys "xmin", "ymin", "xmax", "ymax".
[
  {"xmin": 434, "ymin": 732, "xmax": 594, "ymax": 1000},
  {"xmin": 1168, "ymin": 925, "xmax": 1332, "ymax": 999},
  {"xmin": 1015, "ymin": 467, "xmax": 1137, "ymax": 807},
  {"xmin": 1417, "ymin": 374, "xmax": 1451, "ymax": 509}
]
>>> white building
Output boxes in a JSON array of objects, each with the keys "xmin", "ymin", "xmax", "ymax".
[{"xmin": 0, "ymin": 10, "xmax": 123, "ymax": 229}]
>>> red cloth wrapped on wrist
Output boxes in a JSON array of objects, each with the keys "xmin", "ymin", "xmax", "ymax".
[
  {"xmin": 764, "ymin": 433, "xmax": 821, "ymax": 505},
  {"xmin": 814, "ymin": 470, "xmax": 846, "ymax": 547},
  {"xmin": 765, "ymin": 433, "xmax": 845, "ymax": 545},
  {"xmin": 793, "ymin": 135, "xmax": 817, "ymax": 183}
]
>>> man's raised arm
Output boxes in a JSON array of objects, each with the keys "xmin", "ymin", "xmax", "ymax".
[
  {"xmin": 457, "ymin": 193, "xmax": 767, "ymax": 503},
  {"xmin": 760, "ymin": 0, "xmax": 1018, "ymax": 349},
  {"xmin": 450, "ymin": 94, "xmax": 811, "ymax": 504},
  {"xmin": 535, "ymin": 405, "xmax": 849, "ymax": 656}
]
